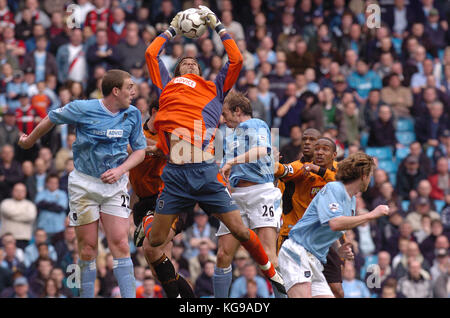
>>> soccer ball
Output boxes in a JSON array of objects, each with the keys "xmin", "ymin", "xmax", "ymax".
[{"xmin": 178, "ymin": 8, "xmax": 207, "ymax": 39}]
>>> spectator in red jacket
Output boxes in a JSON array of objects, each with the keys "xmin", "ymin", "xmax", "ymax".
[{"xmin": 428, "ymin": 157, "xmax": 450, "ymax": 200}]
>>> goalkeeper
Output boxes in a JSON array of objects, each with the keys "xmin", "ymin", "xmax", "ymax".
[{"xmin": 144, "ymin": 6, "xmax": 286, "ymax": 295}]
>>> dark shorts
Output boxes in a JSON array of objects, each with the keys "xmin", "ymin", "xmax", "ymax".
[
  {"xmin": 323, "ymin": 247, "xmax": 343, "ymax": 283},
  {"xmin": 155, "ymin": 161, "xmax": 238, "ymax": 215},
  {"xmin": 133, "ymin": 194, "xmax": 189, "ymax": 234}
]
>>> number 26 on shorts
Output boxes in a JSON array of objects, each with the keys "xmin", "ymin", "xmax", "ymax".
[{"xmin": 262, "ymin": 205, "xmax": 274, "ymax": 217}]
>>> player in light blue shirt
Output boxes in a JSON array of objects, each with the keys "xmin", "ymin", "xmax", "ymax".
[
  {"xmin": 213, "ymin": 90, "xmax": 285, "ymax": 298},
  {"xmin": 18, "ymin": 70, "xmax": 146, "ymax": 298},
  {"xmin": 278, "ymin": 152, "xmax": 390, "ymax": 298}
]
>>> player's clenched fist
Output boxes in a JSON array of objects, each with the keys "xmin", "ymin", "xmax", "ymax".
[
  {"xmin": 370, "ymin": 205, "xmax": 390, "ymax": 219},
  {"xmin": 18, "ymin": 134, "xmax": 33, "ymax": 150}
]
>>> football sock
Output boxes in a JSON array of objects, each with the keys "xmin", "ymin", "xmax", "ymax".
[
  {"xmin": 240, "ymin": 229, "xmax": 276, "ymax": 279},
  {"xmin": 213, "ymin": 265, "xmax": 232, "ymax": 298},
  {"xmin": 177, "ymin": 274, "xmax": 196, "ymax": 298},
  {"xmin": 78, "ymin": 259, "xmax": 96, "ymax": 298},
  {"xmin": 152, "ymin": 254, "xmax": 181, "ymax": 298},
  {"xmin": 113, "ymin": 257, "xmax": 136, "ymax": 298}
]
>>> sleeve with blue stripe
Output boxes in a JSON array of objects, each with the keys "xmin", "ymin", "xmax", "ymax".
[
  {"xmin": 145, "ymin": 33, "xmax": 173, "ymax": 97},
  {"xmin": 214, "ymin": 32, "xmax": 243, "ymax": 101}
]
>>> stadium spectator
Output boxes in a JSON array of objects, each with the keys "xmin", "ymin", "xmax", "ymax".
[
  {"xmin": 229, "ymin": 261, "xmax": 270, "ymax": 298},
  {"xmin": 381, "ymin": 73, "xmax": 413, "ymax": 118},
  {"xmin": 22, "ymin": 36, "xmax": 57, "ymax": 84},
  {"xmin": 275, "ymin": 82, "xmax": 303, "ymax": 144},
  {"xmin": 115, "ymin": 25, "xmax": 147, "ymax": 72},
  {"xmin": 0, "ymin": 183, "xmax": 36, "ymax": 249},
  {"xmin": 367, "ymin": 105, "xmax": 398, "ymax": 148},
  {"xmin": 394, "ymin": 241, "xmax": 431, "ymax": 280},
  {"xmin": 406, "ymin": 197, "xmax": 440, "ymax": 232},
  {"xmin": 396, "ymin": 155, "xmax": 428, "ymax": 200},
  {"xmin": 34, "ymin": 174, "xmax": 68, "ymax": 239},
  {"xmin": 432, "ymin": 261, "xmax": 450, "ymax": 298},
  {"xmin": 194, "ymin": 259, "xmax": 215, "ymax": 298},
  {"xmin": 397, "ymin": 259, "xmax": 433, "ymax": 298},
  {"xmin": 28, "ymin": 256, "xmax": 53, "ymax": 296},
  {"xmin": 365, "ymin": 251, "xmax": 394, "ymax": 297},
  {"xmin": 183, "ymin": 208, "xmax": 217, "ymax": 260},
  {"xmin": 280, "ymin": 125, "xmax": 302, "ymax": 164},
  {"xmin": 136, "ymin": 276, "xmax": 164, "ymax": 298},
  {"xmin": 0, "ymin": 108, "xmax": 21, "ymax": 151},
  {"xmin": 429, "ymin": 248, "xmax": 449, "ymax": 283},
  {"xmin": 286, "ymin": 39, "xmax": 315, "ymax": 76},
  {"xmin": 7, "ymin": 276, "xmax": 35, "ymax": 298},
  {"xmin": 188, "ymin": 241, "xmax": 217, "ymax": 283},
  {"xmin": 428, "ymin": 157, "xmax": 449, "ymax": 200},
  {"xmin": 0, "ymin": 144, "xmax": 23, "ymax": 198},
  {"xmin": 55, "ymin": 28, "xmax": 87, "ymax": 85},
  {"xmin": 342, "ymin": 262, "xmax": 371, "ymax": 298},
  {"xmin": 86, "ymin": 29, "xmax": 121, "ymax": 78},
  {"xmin": 24, "ymin": 228, "xmax": 57, "ymax": 268}
]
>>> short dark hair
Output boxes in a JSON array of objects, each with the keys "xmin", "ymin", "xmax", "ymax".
[
  {"xmin": 224, "ymin": 90, "xmax": 252, "ymax": 116},
  {"xmin": 101, "ymin": 69, "xmax": 131, "ymax": 97},
  {"xmin": 316, "ymin": 137, "xmax": 337, "ymax": 152},
  {"xmin": 45, "ymin": 173, "xmax": 59, "ymax": 183}
]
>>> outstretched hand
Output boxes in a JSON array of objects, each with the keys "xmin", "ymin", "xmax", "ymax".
[
  {"xmin": 168, "ymin": 11, "xmax": 182, "ymax": 35},
  {"xmin": 198, "ymin": 5, "xmax": 220, "ymax": 30}
]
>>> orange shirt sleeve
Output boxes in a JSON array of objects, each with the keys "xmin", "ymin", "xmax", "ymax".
[{"xmin": 145, "ymin": 33, "xmax": 172, "ymax": 96}]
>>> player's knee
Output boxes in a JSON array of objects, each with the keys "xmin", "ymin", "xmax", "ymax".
[
  {"xmin": 111, "ymin": 238, "xmax": 130, "ymax": 255},
  {"xmin": 79, "ymin": 243, "xmax": 97, "ymax": 260},
  {"xmin": 216, "ymin": 246, "xmax": 233, "ymax": 267},
  {"xmin": 149, "ymin": 234, "xmax": 164, "ymax": 248}
]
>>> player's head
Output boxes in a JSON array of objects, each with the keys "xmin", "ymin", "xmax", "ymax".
[
  {"xmin": 301, "ymin": 128, "xmax": 321, "ymax": 160},
  {"xmin": 174, "ymin": 56, "xmax": 202, "ymax": 77},
  {"xmin": 222, "ymin": 90, "xmax": 252, "ymax": 128},
  {"xmin": 336, "ymin": 152, "xmax": 376, "ymax": 192},
  {"xmin": 101, "ymin": 69, "xmax": 135, "ymax": 108},
  {"xmin": 148, "ymin": 98, "xmax": 159, "ymax": 118},
  {"xmin": 313, "ymin": 137, "xmax": 336, "ymax": 168}
]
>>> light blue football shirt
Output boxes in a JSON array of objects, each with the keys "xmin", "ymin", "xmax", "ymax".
[
  {"xmin": 48, "ymin": 99, "xmax": 146, "ymax": 179},
  {"xmin": 288, "ymin": 181, "xmax": 357, "ymax": 264},
  {"xmin": 223, "ymin": 118, "xmax": 274, "ymax": 187}
]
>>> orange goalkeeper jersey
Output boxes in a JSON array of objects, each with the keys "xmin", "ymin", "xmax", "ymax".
[
  {"xmin": 276, "ymin": 160, "xmax": 337, "ymax": 238},
  {"xmin": 145, "ymin": 32, "xmax": 243, "ymax": 156},
  {"xmin": 129, "ymin": 120, "xmax": 166, "ymax": 198}
]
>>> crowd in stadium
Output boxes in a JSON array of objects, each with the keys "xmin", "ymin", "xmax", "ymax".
[{"xmin": 0, "ymin": 0, "xmax": 449, "ymax": 298}]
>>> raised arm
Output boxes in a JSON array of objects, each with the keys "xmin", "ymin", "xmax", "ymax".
[
  {"xmin": 145, "ymin": 13, "xmax": 182, "ymax": 97},
  {"xmin": 199, "ymin": 6, "xmax": 243, "ymax": 96}
]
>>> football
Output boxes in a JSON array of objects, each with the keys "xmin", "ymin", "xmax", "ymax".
[{"xmin": 178, "ymin": 8, "xmax": 207, "ymax": 39}]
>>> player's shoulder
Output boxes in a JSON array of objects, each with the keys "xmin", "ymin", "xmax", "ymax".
[
  {"xmin": 321, "ymin": 181, "xmax": 344, "ymax": 194},
  {"xmin": 239, "ymin": 118, "xmax": 269, "ymax": 130}
]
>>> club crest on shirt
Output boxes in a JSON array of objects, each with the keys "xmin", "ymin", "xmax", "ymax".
[
  {"xmin": 329, "ymin": 202, "xmax": 339, "ymax": 212},
  {"xmin": 173, "ymin": 77, "xmax": 197, "ymax": 88},
  {"xmin": 310, "ymin": 186, "xmax": 321, "ymax": 198}
]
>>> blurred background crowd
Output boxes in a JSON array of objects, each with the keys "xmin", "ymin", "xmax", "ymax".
[{"xmin": 0, "ymin": 0, "xmax": 449, "ymax": 298}]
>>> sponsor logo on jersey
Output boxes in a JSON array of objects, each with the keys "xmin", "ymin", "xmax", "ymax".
[
  {"xmin": 173, "ymin": 77, "xmax": 197, "ymax": 88},
  {"xmin": 106, "ymin": 129, "xmax": 124, "ymax": 138}
]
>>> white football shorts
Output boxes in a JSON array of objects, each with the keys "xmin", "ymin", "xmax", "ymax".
[
  {"xmin": 278, "ymin": 238, "xmax": 333, "ymax": 297},
  {"xmin": 216, "ymin": 182, "xmax": 282, "ymax": 236},
  {"xmin": 68, "ymin": 169, "xmax": 131, "ymax": 226}
]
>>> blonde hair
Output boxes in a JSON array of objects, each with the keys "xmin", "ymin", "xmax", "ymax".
[{"xmin": 336, "ymin": 152, "xmax": 375, "ymax": 184}]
